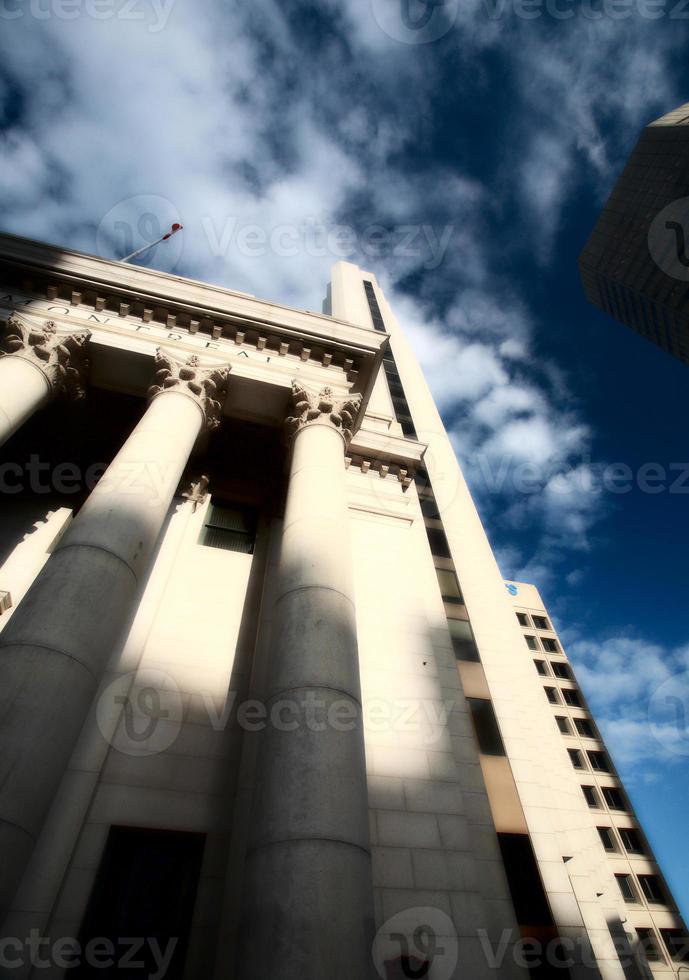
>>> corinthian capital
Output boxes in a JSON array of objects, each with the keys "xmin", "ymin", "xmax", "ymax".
[
  {"xmin": 0, "ymin": 313, "xmax": 91, "ymax": 400},
  {"xmin": 285, "ymin": 380, "xmax": 362, "ymax": 447},
  {"xmin": 147, "ymin": 349, "xmax": 231, "ymax": 432}
]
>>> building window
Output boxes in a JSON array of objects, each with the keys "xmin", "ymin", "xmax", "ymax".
[
  {"xmin": 551, "ymin": 662, "xmax": 571, "ymax": 679},
  {"xmin": 199, "ymin": 501, "xmax": 257, "ymax": 553},
  {"xmin": 467, "ymin": 698, "xmax": 506, "ymax": 756},
  {"xmin": 436, "ymin": 567, "xmax": 463, "ymax": 604},
  {"xmin": 517, "ymin": 612, "xmax": 529, "ymax": 626},
  {"xmin": 448, "ymin": 618, "xmax": 479, "ymax": 662},
  {"xmin": 568, "ymin": 749, "xmax": 585, "ymax": 770},
  {"xmin": 616, "ymin": 874, "xmax": 637, "ymax": 903},
  {"xmin": 587, "ymin": 751, "xmax": 610, "ymax": 773},
  {"xmin": 534, "ymin": 660, "xmax": 548, "ymax": 676},
  {"xmin": 574, "ymin": 717, "xmax": 596, "ymax": 738},
  {"xmin": 660, "ymin": 929, "xmax": 689, "ymax": 962},
  {"xmin": 597, "ymin": 827, "xmax": 616, "ymax": 852},
  {"xmin": 525, "ymin": 635, "xmax": 539, "ymax": 651},
  {"xmin": 532, "ymin": 615, "xmax": 550, "ymax": 630},
  {"xmin": 555, "ymin": 716, "xmax": 571, "ymax": 734},
  {"xmin": 582, "ymin": 785, "xmax": 599, "ymax": 808},
  {"xmin": 425, "ymin": 525, "xmax": 452, "ymax": 559},
  {"xmin": 636, "ymin": 928, "xmax": 664, "ymax": 963},
  {"xmin": 619, "ymin": 828, "xmax": 644, "ymax": 854},
  {"xmin": 76, "ymin": 826, "xmax": 205, "ymax": 978},
  {"xmin": 602, "ymin": 787, "xmax": 626, "ymax": 811},
  {"xmin": 544, "ymin": 687, "xmax": 559, "ymax": 704},
  {"xmin": 638, "ymin": 875, "xmax": 666, "ymax": 904},
  {"xmin": 542, "ymin": 638, "xmax": 560, "ymax": 653},
  {"xmin": 562, "ymin": 689, "xmax": 581, "ymax": 707},
  {"xmin": 0, "ymin": 591, "xmax": 11, "ymax": 615}
]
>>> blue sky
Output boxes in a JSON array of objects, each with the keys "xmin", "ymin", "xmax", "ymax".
[{"xmin": 1, "ymin": 0, "xmax": 688, "ymax": 916}]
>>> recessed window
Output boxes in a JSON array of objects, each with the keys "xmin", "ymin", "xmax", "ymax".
[
  {"xmin": 551, "ymin": 661, "xmax": 571, "ymax": 679},
  {"xmin": 544, "ymin": 687, "xmax": 559, "ymax": 704},
  {"xmin": 582, "ymin": 785, "xmax": 599, "ymax": 808},
  {"xmin": 467, "ymin": 698, "xmax": 506, "ymax": 756},
  {"xmin": 436, "ymin": 567, "xmax": 463, "ymax": 604},
  {"xmin": 448, "ymin": 618, "xmax": 479, "ymax": 662},
  {"xmin": 616, "ymin": 874, "xmax": 637, "ymax": 903},
  {"xmin": 568, "ymin": 749, "xmax": 585, "ymax": 769},
  {"xmin": 0, "ymin": 590, "xmax": 11, "ymax": 615},
  {"xmin": 597, "ymin": 827, "xmax": 616, "ymax": 852},
  {"xmin": 534, "ymin": 659, "xmax": 548, "ymax": 676},
  {"xmin": 425, "ymin": 525, "xmax": 452, "ymax": 559},
  {"xmin": 587, "ymin": 751, "xmax": 610, "ymax": 773},
  {"xmin": 562, "ymin": 689, "xmax": 582, "ymax": 707},
  {"xmin": 516, "ymin": 612, "xmax": 529, "ymax": 626},
  {"xmin": 638, "ymin": 875, "xmax": 666, "ymax": 904},
  {"xmin": 542, "ymin": 638, "xmax": 560, "ymax": 653},
  {"xmin": 636, "ymin": 928, "xmax": 664, "ymax": 963},
  {"xmin": 199, "ymin": 501, "xmax": 257, "ymax": 553},
  {"xmin": 525, "ymin": 635, "xmax": 539, "ymax": 650},
  {"xmin": 555, "ymin": 716, "xmax": 571, "ymax": 734},
  {"xmin": 574, "ymin": 717, "xmax": 596, "ymax": 738},
  {"xmin": 660, "ymin": 929, "xmax": 689, "ymax": 962},
  {"xmin": 602, "ymin": 786, "xmax": 626, "ymax": 811},
  {"xmin": 532, "ymin": 615, "xmax": 550, "ymax": 630},
  {"xmin": 619, "ymin": 828, "xmax": 644, "ymax": 854}
]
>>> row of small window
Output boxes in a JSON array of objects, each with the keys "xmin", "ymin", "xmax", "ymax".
[
  {"xmin": 568, "ymin": 747, "xmax": 612, "ymax": 773},
  {"xmin": 635, "ymin": 927, "xmax": 689, "ymax": 964},
  {"xmin": 616, "ymin": 871, "xmax": 668, "ymax": 906},
  {"xmin": 517, "ymin": 612, "xmax": 551, "ymax": 631},
  {"xmin": 534, "ymin": 659, "xmax": 571, "ymax": 679},
  {"xmin": 597, "ymin": 824, "xmax": 644, "ymax": 855},
  {"xmin": 545, "ymin": 685, "xmax": 582, "ymax": 708},
  {"xmin": 582, "ymin": 783, "xmax": 627, "ymax": 811},
  {"xmin": 556, "ymin": 714, "xmax": 596, "ymax": 738},
  {"xmin": 525, "ymin": 633, "xmax": 560, "ymax": 653}
]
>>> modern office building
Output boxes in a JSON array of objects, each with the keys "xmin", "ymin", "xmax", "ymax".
[
  {"xmin": 0, "ymin": 232, "xmax": 686, "ymax": 979},
  {"xmin": 579, "ymin": 100, "xmax": 689, "ymax": 364}
]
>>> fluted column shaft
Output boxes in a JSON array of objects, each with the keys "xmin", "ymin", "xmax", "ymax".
[
  {"xmin": 240, "ymin": 384, "xmax": 374, "ymax": 980},
  {"xmin": 0, "ymin": 313, "xmax": 90, "ymax": 447},
  {"xmin": 0, "ymin": 351, "xmax": 229, "ymax": 922}
]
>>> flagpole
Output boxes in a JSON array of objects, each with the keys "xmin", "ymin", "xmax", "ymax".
[{"xmin": 120, "ymin": 222, "xmax": 183, "ymax": 263}]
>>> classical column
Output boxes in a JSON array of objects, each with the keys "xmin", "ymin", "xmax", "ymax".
[
  {"xmin": 0, "ymin": 350, "xmax": 230, "ymax": 922},
  {"xmin": 0, "ymin": 313, "xmax": 90, "ymax": 446},
  {"xmin": 239, "ymin": 382, "xmax": 375, "ymax": 980}
]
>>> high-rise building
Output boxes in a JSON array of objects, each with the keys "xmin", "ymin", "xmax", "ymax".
[
  {"xmin": 0, "ymin": 232, "xmax": 686, "ymax": 979},
  {"xmin": 579, "ymin": 101, "xmax": 689, "ymax": 364}
]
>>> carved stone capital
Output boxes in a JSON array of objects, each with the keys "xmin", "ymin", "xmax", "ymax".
[
  {"xmin": 285, "ymin": 380, "xmax": 362, "ymax": 448},
  {"xmin": 147, "ymin": 349, "xmax": 230, "ymax": 432},
  {"xmin": 0, "ymin": 313, "xmax": 91, "ymax": 400}
]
